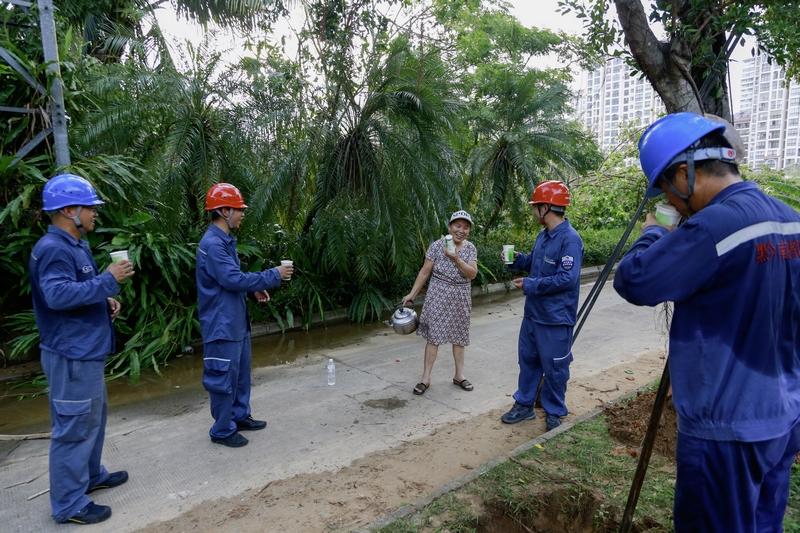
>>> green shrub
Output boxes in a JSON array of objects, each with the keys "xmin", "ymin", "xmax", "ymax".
[{"xmin": 580, "ymin": 226, "xmax": 637, "ymax": 267}]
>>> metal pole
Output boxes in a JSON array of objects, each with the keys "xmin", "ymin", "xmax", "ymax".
[
  {"xmin": 620, "ymin": 359, "xmax": 671, "ymax": 532},
  {"xmin": 573, "ymin": 193, "xmax": 647, "ymax": 342},
  {"xmin": 37, "ymin": 0, "xmax": 70, "ymax": 167}
]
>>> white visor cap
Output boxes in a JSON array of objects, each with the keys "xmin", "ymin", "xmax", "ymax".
[{"xmin": 449, "ymin": 210, "xmax": 473, "ymax": 226}]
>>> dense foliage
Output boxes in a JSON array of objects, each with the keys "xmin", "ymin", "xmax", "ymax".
[{"xmin": 8, "ymin": 0, "xmax": 790, "ymax": 381}]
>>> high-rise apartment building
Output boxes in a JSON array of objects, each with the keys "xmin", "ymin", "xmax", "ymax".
[
  {"xmin": 737, "ymin": 51, "xmax": 800, "ymax": 170},
  {"xmin": 573, "ymin": 57, "xmax": 665, "ymax": 154}
]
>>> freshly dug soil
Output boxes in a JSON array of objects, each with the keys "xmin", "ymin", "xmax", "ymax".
[{"xmin": 605, "ymin": 389, "xmax": 678, "ymax": 460}]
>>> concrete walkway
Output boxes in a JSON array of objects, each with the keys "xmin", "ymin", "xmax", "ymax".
[{"xmin": 0, "ymin": 282, "xmax": 667, "ymax": 532}]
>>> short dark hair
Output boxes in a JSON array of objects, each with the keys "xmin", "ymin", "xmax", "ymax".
[{"xmin": 661, "ymin": 131, "xmax": 739, "ymax": 185}]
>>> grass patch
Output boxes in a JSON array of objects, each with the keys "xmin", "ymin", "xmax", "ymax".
[
  {"xmin": 378, "ymin": 399, "xmax": 800, "ymax": 532},
  {"xmin": 784, "ymin": 464, "xmax": 800, "ymax": 533},
  {"xmin": 378, "ymin": 414, "xmax": 674, "ymax": 532}
]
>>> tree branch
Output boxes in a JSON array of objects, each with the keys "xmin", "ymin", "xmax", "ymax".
[{"xmin": 613, "ymin": 0, "xmax": 667, "ymax": 79}]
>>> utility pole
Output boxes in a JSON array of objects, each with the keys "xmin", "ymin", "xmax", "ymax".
[
  {"xmin": 1, "ymin": 0, "xmax": 71, "ymax": 167},
  {"xmin": 37, "ymin": 0, "xmax": 70, "ymax": 166}
]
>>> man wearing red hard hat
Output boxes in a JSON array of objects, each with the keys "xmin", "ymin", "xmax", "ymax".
[
  {"xmin": 501, "ymin": 180, "xmax": 583, "ymax": 432},
  {"xmin": 196, "ymin": 183, "xmax": 293, "ymax": 448}
]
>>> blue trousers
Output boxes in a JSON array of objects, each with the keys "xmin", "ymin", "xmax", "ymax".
[
  {"xmin": 41, "ymin": 351, "xmax": 110, "ymax": 522},
  {"xmin": 513, "ymin": 319, "xmax": 573, "ymax": 417},
  {"xmin": 202, "ymin": 337, "xmax": 252, "ymax": 438},
  {"xmin": 674, "ymin": 421, "xmax": 800, "ymax": 532}
]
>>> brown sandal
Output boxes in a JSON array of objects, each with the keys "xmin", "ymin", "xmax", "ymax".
[
  {"xmin": 413, "ymin": 382, "xmax": 429, "ymax": 395},
  {"xmin": 453, "ymin": 378, "xmax": 474, "ymax": 391}
]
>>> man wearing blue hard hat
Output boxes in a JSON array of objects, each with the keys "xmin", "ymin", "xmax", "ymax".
[
  {"xmin": 29, "ymin": 173, "xmax": 135, "ymax": 525},
  {"xmin": 614, "ymin": 112, "xmax": 800, "ymax": 531}
]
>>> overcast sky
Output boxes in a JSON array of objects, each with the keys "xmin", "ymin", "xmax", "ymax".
[{"xmin": 155, "ymin": 0, "xmax": 750, "ymax": 111}]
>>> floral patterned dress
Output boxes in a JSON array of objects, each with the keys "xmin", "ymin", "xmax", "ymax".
[{"xmin": 416, "ymin": 238, "xmax": 478, "ymax": 346}]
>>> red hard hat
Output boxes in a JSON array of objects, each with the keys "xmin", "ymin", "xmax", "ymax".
[
  {"xmin": 529, "ymin": 180, "xmax": 571, "ymax": 207},
  {"xmin": 205, "ymin": 183, "xmax": 248, "ymax": 210}
]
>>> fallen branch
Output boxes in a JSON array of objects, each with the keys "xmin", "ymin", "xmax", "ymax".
[{"xmin": 0, "ymin": 432, "xmax": 51, "ymax": 441}]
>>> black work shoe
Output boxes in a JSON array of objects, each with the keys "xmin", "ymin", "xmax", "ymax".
[
  {"xmin": 236, "ymin": 416, "xmax": 267, "ymax": 431},
  {"xmin": 546, "ymin": 414, "xmax": 562, "ymax": 431},
  {"xmin": 61, "ymin": 502, "xmax": 112, "ymax": 524},
  {"xmin": 501, "ymin": 402, "xmax": 536, "ymax": 424},
  {"xmin": 211, "ymin": 432, "xmax": 249, "ymax": 447},
  {"xmin": 86, "ymin": 470, "xmax": 129, "ymax": 494}
]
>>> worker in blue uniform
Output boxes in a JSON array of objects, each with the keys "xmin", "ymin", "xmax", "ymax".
[
  {"xmin": 501, "ymin": 181, "xmax": 583, "ymax": 431},
  {"xmin": 614, "ymin": 112, "xmax": 800, "ymax": 532},
  {"xmin": 30, "ymin": 174, "xmax": 135, "ymax": 525},
  {"xmin": 197, "ymin": 183, "xmax": 293, "ymax": 448}
]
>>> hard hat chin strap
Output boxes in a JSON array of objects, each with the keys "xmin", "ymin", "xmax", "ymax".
[
  {"xmin": 537, "ymin": 204, "xmax": 550, "ymax": 225},
  {"xmin": 664, "ymin": 151, "xmax": 697, "ymax": 215},
  {"xmin": 65, "ymin": 206, "xmax": 86, "ymax": 235},
  {"xmin": 214, "ymin": 208, "xmax": 236, "ymax": 231}
]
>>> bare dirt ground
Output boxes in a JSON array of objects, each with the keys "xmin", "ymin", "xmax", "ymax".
[
  {"xmin": 140, "ymin": 351, "xmax": 666, "ymax": 533},
  {"xmin": 607, "ymin": 388, "xmax": 678, "ymax": 460}
]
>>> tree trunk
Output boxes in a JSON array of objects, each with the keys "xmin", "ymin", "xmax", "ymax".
[{"xmin": 613, "ymin": 0, "xmax": 732, "ymax": 121}]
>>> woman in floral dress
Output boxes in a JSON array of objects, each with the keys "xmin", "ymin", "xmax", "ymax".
[{"xmin": 402, "ymin": 210, "xmax": 478, "ymax": 395}]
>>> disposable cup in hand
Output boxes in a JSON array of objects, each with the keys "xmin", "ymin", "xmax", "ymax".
[
  {"xmin": 654, "ymin": 203, "xmax": 680, "ymax": 226},
  {"xmin": 502, "ymin": 245, "xmax": 515, "ymax": 264},
  {"xmin": 280, "ymin": 259, "xmax": 293, "ymax": 280},
  {"xmin": 110, "ymin": 250, "xmax": 129, "ymax": 263}
]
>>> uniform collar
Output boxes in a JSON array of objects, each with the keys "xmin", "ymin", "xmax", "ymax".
[
  {"xmin": 208, "ymin": 223, "xmax": 235, "ymax": 244},
  {"xmin": 47, "ymin": 225, "xmax": 83, "ymax": 246},
  {"xmin": 545, "ymin": 218, "xmax": 571, "ymax": 238},
  {"xmin": 707, "ymin": 180, "xmax": 757, "ymax": 207}
]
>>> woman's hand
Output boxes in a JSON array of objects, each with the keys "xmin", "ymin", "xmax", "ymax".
[
  {"xmin": 444, "ymin": 247, "xmax": 458, "ymax": 261},
  {"xmin": 401, "ymin": 294, "xmax": 414, "ymax": 307},
  {"xmin": 512, "ymin": 277, "xmax": 525, "ymax": 290}
]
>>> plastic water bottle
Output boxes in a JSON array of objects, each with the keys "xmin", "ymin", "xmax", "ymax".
[{"xmin": 326, "ymin": 358, "xmax": 336, "ymax": 386}]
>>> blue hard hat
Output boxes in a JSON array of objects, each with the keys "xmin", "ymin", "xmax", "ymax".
[
  {"xmin": 42, "ymin": 173, "xmax": 105, "ymax": 211},
  {"xmin": 638, "ymin": 112, "xmax": 726, "ymax": 197}
]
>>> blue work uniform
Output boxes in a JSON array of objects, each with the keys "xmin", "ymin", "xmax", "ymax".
[
  {"xmin": 614, "ymin": 181, "xmax": 800, "ymax": 532},
  {"xmin": 29, "ymin": 226, "xmax": 120, "ymax": 522},
  {"xmin": 196, "ymin": 225, "xmax": 281, "ymax": 438},
  {"xmin": 509, "ymin": 219, "xmax": 583, "ymax": 417}
]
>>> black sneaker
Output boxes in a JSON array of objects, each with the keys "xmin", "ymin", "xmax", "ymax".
[
  {"xmin": 236, "ymin": 416, "xmax": 267, "ymax": 431},
  {"xmin": 61, "ymin": 502, "xmax": 112, "ymax": 525},
  {"xmin": 86, "ymin": 470, "xmax": 129, "ymax": 494},
  {"xmin": 500, "ymin": 402, "xmax": 536, "ymax": 424},
  {"xmin": 545, "ymin": 414, "xmax": 562, "ymax": 431},
  {"xmin": 211, "ymin": 432, "xmax": 249, "ymax": 447}
]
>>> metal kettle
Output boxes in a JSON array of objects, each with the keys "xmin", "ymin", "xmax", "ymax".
[{"xmin": 389, "ymin": 306, "xmax": 419, "ymax": 335}]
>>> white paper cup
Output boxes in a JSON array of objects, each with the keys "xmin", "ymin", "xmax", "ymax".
[
  {"xmin": 280, "ymin": 260, "xmax": 293, "ymax": 280},
  {"xmin": 502, "ymin": 245, "xmax": 515, "ymax": 264},
  {"xmin": 655, "ymin": 203, "xmax": 681, "ymax": 226},
  {"xmin": 110, "ymin": 250, "xmax": 129, "ymax": 263}
]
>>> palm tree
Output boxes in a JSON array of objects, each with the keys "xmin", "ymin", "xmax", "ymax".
[
  {"xmin": 61, "ymin": 0, "xmax": 290, "ymax": 63},
  {"xmin": 284, "ymin": 37, "xmax": 462, "ymax": 319},
  {"xmin": 73, "ymin": 40, "xmax": 262, "ymax": 233},
  {"xmin": 464, "ymin": 68, "xmax": 600, "ymax": 229},
  {"xmin": 305, "ymin": 37, "xmax": 461, "ymax": 259}
]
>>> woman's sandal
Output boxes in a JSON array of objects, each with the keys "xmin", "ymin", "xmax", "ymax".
[
  {"xmin": 413, "ymin": 382, "xmax": 429, "ymax": 395},
  {"xmin": 453, "ymin": 378, "xmax": 474, "ymax": 391}
]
